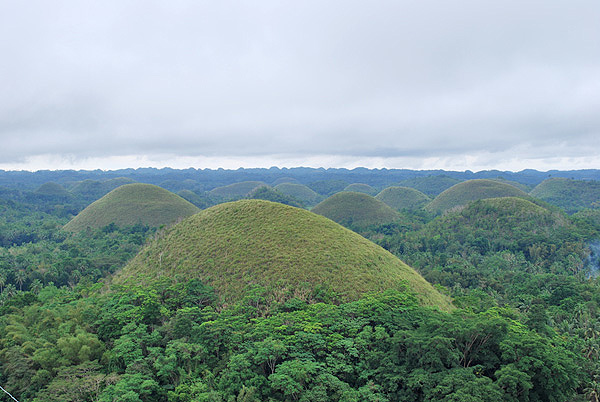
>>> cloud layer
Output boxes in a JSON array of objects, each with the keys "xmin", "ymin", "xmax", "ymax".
[{"xmin": 1, "ymin": 1, "xmax": 599, "ymax": 170}]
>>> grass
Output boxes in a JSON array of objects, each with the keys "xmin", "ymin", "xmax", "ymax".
[
  {"xmin": 35, "ymin": 182, "xmax": 71, "ymax": 197},
  {"xmin": 425, "ymin": 179, "xmax": 529, "ymax": 215},
  {"xmin": 530, "ymin": 178, "xmax": 600, "ymax": 214},
  {"xmin": 311, "ymin": 192, "xmax": 400, "ymax": 227},
  {"xmin": 209, "ymin": 181, "xmax": 268, "ymax": 198},
  {"xmin": 274, "ymin": 183, "xmax": 321, "ymax": 206},
  {"xmin": 376, "ymin": 186, "xmax": 430, "ymax": 211},
  {"xmin": 343, "ymin": 183, "xmax": 376, "ymax": 195},
  {"xmin": 64, "ymin": 183, "xmax": 199, "ymax": 231},
  {"xmin": 115, "ymin": 199, "xmax": 452, "ymax": 310}
]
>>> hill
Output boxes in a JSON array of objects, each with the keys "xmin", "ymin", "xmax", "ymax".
[
  {"xmin": 177, "ymin": 189, "xmax": 212, "ymax": 209},
  {"xmin": 209, "ymin": 181, "xmax": 268, "ymax": 199},
  {"xmin": 376, "ymin": 186, "xmax": 431, "ymax": 211},
  {"xmin": 274, "ymin": 183, "xmax": 321, "ymax": 206},
  {"xmin": 69, "ymin": 177, "xmax": 136, "ymax": 202},
  {"xmin": 312, "ymin": 192, "xmax": 401, "ymax": 227},
  {"xmin": 530, "ymin": 178, "xmax": 600, "ymax": 214},
  {"xmin": 271, "ymin": 176, "xmax": 300, "ymax": 185},
  {"xmin": 247, "ymin": 186, "xmax": 305, "ymax": 208},
  {"xmin": 343, "ymin": 183, "xmax": 377, "ymax": 195},
  {"xmin": 425, "ymin": 179, "xmax": 529, "ymax": 214},
  {"xmin": 397, "ymin": 175, "xmax": 462, "ymax": 197},
  {"xmin": 115, "ymin": 200, "xmax": 452, "ymax": 309},
  {"xmin": 34, "ymin": 182, "xmax": 71, "ymax": 197},
  {"xmin": 64, "ymin": 183, "xmax": 199, "ymax": 231}
]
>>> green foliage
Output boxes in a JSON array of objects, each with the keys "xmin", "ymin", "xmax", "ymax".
[
  {"xmin": 208, "ymin": 181, "xmax": 268, "ymax": 199},
  {"xmin": 425, "ymin": 179, "xmax": 529, "ymax": 215},
  {"xmin": 64, "ymin": 183, "xmax": 199, "ymax": 231},
  {"xmin": 117, "ymin": 200, "xmax": 451, "ymax": 310},
  {"xmin": 396, "ymin": 175, "xmax": 462, "ymax": 197},
  {"xmin": 312, "ymin": 192, "xmax": 401, "ymax": 228},
  {"xmin": 531, "ymin": 177, "xmax": 600, "ymax": 214}
]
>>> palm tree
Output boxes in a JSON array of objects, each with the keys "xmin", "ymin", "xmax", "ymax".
[{"xmin": 15, "ymin": 270, "xmax": 26, "ymax": 292}]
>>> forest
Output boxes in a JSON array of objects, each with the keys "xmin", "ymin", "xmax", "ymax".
[{"xmin": 1, "ymin": 167, "xmax": 600, "ymax": 402}]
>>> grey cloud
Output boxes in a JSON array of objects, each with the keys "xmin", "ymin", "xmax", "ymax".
[{"xmin": 0, "ymin": 0, "xmax": 599, "ymax": 168}]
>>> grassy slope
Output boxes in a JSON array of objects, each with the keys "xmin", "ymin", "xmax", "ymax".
[
  {"xmin": 274, "ymin": 183, "xmax": 321, "ymax": 205},
  {"xmin": 376, "ymin": 186, "xmax": 431, "ymax": 211},
  {"xmin": 116, "ymin": 200, "xmax": 452, "ymax": 310},
  {"xmin": 530, "ymin": 178, "xmax": 600, "ymax": 214},
  {"xmin": 344, "ymin": 183, "xmax": 377, "ymax": 195},
  {"xmin": 426, "ymin": 179, "xmax": 529, "ymax": 214},
  {"xmin": 209, "ymin": 181, "xmax": 268, "ymax": 198},
  {"xmin": 64, "ymin": 183, "xmax": 199, "ymax": 231},
  {"xmin": 312, "ymin": 192, "xmax": 401, "ymax": 227},
  {"xmin": 35, "ymin": 182, "xmax": 71, "ymax": 197}
]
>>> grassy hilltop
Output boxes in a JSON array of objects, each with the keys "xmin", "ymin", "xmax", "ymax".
[
  {"xmin": 343, "ymin": 183, "xmax": 377, "ymax": 195},
  {"xmin": 116, "ymin": 199, "xmax": 452, "ymax": 310},
  {"xmin": 274, "ymin": 183, "xmax": 321, "ymax": 206},
  {"xmin": 425, "ymin": 179, "xmax": 529, "ymax": 214},
  {"xmin": 312, "ymin": 191, "xmax": 400, "ymax": 228},
  {"xmin": 376, "ymin": 186, "xmax": 431, "ymax": 211},
  {"xmin": 531, "ymin": 177, "xmax": 600, "ymax": 214},
  {"xmin": 64, "ymin": 183, "xmax": 199, "ymax": 231}
]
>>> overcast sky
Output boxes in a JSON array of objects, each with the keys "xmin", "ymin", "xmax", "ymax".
[{"xmin": 1, "ymin": 1, "xmax": 599, "ymax": 171}]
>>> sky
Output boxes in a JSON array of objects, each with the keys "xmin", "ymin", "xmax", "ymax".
[{"xmin": 1, "ymin": 0, "xmax": 599, "ymax": 172}]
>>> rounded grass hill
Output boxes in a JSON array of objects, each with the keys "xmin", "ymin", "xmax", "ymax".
[
  {"xmin": 530, "ymin": 178, "xmax": 600, "ymax": 214},
  {"xmin": 116, "ymin": 200, "xmax": 452, "ymax": 310},
  {"xmin": 376, "ymin": 186, "xmax": 431, "ymax": 211},
  {"xmin": 274, "ymin": 183, "xmax": 321, "ymax": 206},
  {"xmin": 425, "ymin": 179, "xmax": 529, "ymax": 215},
  {"xmin": 343, "ymin": 183, "xmax": 377, "ymax": 195},
  {"xmin": 64, "ymin": 183, "xmax": 200, "ymax": 231},
  {"xmin": 209, "ymin": 181, "xmax": 268, "ymax": 199},
  {"xmin": 311, "ymin": 192, "xmax": 400, "ymax": 227},
  {"xmin": 35, "ymin": 182, "xmax": 71, "ymax": 197}
]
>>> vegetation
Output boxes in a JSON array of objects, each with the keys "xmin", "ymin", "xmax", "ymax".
[
  {"xmin": 343, "ymin": 183, "xmax": 376, "ymax": 195},
  {"xmin": 209, "ymin": 181, "xmax": 268, "ymax": 199},
  {"xmin": 35, "ymin": 182, "xmax": 71, "ymax": 197},
  {"xmin": 376, "ymin": 186, "xmax": 431, "ymax": 211},
  {"xmin": 425, "ymin": 179, "xmax": 529, "ymax": 215},
  {"xmin": 531, "ymin": 177, "xmax": 600, "ymax": 214},
  {"xmin": 274, "ymin": 183, "xmax": 321, "ymax": 206},
  {"xmin": 117, "ymin": 200, "xmax": 451, "ymax": 310},
  {"xmin": 271, "ymin": 176, "xmax": 300, "ymax": 185},
  {"xmin": 64, "ymin": 184, "xmax": 199, "ymax": 232},
  {"xmin": 69, "ymin": 177, "xmax": 137, "ymax": 202},
  {"xmin": 247, "ymin": 186, "xmax": 305, "ymax": 208},
  {"xmin": 2, "ymin": 168, "xmax": 600, "ymax": 401},
  {"xmin": 397, "ymin": 175, "xmax": 462, "ymax": 197},
  {"xmin": 312, "ymin": 192, "xmax": 401, "ymax": 228},
  {"xmin": 176, "ymin": 189, "xmax": 213, "ymax": 209}
]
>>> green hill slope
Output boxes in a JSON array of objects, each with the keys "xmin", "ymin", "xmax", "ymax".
[
  {"xmin": 530, "ymin": 178, "xmax": 600, "ymax": 214},
  {"xmin": 116, "ymin": 200, "xmax": 452, "ymax": 310},
  {"xmin": 344, "ymin": 183, "xmax": 376, "ymax": 195},
  {"xmin": 34, "ymin": 182, "xmax": 71, "ymax": 197},
  {"xmin": 312, "ymin": 192, "xmax": 400, "ymax": 227},
  {"xmin": 426, "ymin": 179, "xmax": 528, "ymax": 214},
  {"xmin": 209, "ymin": 181, "xmax": 268, "ymax": 199},
  {"xmin": 376, "ymin": 186, "xmax": 431, "ymax": 211},
  {"xmin": 274, "ymin": 183, "xmax": 321, "ymax": 206},
  {"xmin": 64, "ymin": 183, "xmax": 199, "ymax": 231}
]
